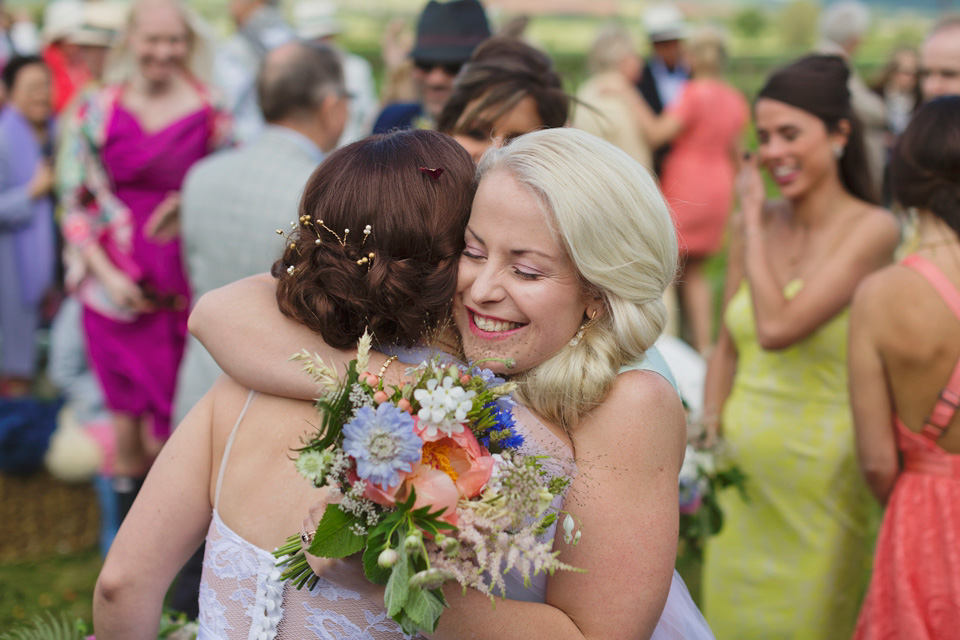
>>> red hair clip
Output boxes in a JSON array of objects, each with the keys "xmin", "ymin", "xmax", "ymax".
[{"xmin": 419, "ymin": 166, "xmax": 444, "ymax": 181}]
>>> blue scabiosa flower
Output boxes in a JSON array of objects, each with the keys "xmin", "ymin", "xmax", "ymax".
[{"xmin": 343, "ymin": 403, "xmax": 422, "ymax": 490}]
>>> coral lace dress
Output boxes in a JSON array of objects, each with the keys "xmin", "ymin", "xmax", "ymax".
[{"xmin": 853, "ymin": 254, "xmax": 960, "ymax": 639}]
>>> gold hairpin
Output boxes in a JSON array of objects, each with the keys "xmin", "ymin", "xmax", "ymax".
[{"xmin": 275, "ymin": 227, "xmax": 301, "ymax": 256}]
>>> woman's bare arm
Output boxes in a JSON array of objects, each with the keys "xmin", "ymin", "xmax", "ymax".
[
  {"xmin": 306, "ymin": 372, "xmax": 685, "ymax": 640},
  {"xmin": 94, "ymin": 386, "xmax": 219, "ymax": 637},
  {"xmin": 702, "ymin": 213, "xmax": 745, "ymax": 442},
  {"xmin": 849, "ymin": 272, "xmax": 899, "ymax": 504},
  {"xmin": 737, "ymin": 158, "xmax": 900, "ymax": 350},
  {"xmin": 188, "ymin": 274, "xmax": 391, "ymax": 399}
]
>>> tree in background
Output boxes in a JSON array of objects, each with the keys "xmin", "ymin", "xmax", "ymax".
[
  {"xmin": 733, "ymin": 7, "xmax": 767, "ymax": 43},
  {"xmin": 777, "ymin": 0, "xmax": 820, "ymax": 50}
]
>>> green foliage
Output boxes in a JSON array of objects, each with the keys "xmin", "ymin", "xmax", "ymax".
[
  {"xmin": 308, "ymin": 361, "xmax": 361, "ymax": 453},
  {"xmin": 384, "ymin": 544, "xmax": 411, "ymax": 617},
  {"xmin": 776, "ymin": 0, "xmax": 821, "ymax": 51},
  {"xmin": 398, "ymin": 587, "xmax": 445, "ymax": 635},
  {"xmin": 733, "ymin": 8, "xmax": 768, "ymax": 41},
  {"xmin": 679, "ymin": 466, "xmax": 750, "ymax": 559},
  {"xmin": 308, "ymin": 504, "xmax": 366, "ymax": 559},
  {"xmin": 0, "ymin": 613, "xmax": 85, "ymax": 640}
]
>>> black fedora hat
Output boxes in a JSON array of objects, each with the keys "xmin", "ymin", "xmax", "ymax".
[{"xmin": 410, "ymin": 0, "xmax": 491, "ymax": 64}]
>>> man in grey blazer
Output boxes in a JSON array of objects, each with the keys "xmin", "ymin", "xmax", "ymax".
[{"xmin": 174, "ymin": 41, "xmax": 347, "ymax": 427}]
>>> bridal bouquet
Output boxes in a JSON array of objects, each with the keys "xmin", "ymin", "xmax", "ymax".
[{"xmin": 274, "ymin": 333, "xmax": 581, "ymax": 635}]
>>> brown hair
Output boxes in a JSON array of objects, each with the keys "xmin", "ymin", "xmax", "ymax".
[
  {"xmin": 436, "ymin": 37, "xmax": 569, "ymax": 136},
  {"xmin": 272, "ymin": 129, "xmax": 476, "ymax": 348},
  {"xmin": 757, "ymin": 55, "xmax": 879, "ymax": 205},
  {"xmin": 890, "ymin": 96, "xmax": 960, "ymax": 239}
]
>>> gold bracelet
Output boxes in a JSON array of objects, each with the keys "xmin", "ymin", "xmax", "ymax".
[{"xmin": 377, "ymin": 355, "xmax": 399, "ymax": 379}]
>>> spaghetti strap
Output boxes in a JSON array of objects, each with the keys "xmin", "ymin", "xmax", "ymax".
[
  {"xmin": 903, "ymin": 253, "xmax": 960, "ymax": 321},
  {"xmin": 902, "ymin": 254, "xmax": 960, "ymax": 441},
  {"xmin": 214, "ymin": 390, "xmax": 257, "ymax": 511}
]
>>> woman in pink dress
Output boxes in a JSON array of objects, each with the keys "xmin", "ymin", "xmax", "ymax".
[
  {"xmin": 633, "ymin": 28, "xmax": 747, "ymax": 355},
  {"xmin": 851, "ymin": 96, "xmax": 960, "ymax": 639},
  {"xmin": 58, "ymin": 0, "xmax": 230, "ymax": 520}
]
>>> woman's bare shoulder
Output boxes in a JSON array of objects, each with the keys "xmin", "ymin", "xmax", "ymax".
[{"xmin": 577, "ymin": 370, "xmax": 685, "ymax": 466}]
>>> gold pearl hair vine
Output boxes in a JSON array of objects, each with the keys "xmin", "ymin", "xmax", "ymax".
[{"xmin": 275, "ymin": 218, "xmax": 375, "ymax": 274}]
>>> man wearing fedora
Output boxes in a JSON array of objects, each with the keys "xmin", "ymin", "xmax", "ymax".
[
  {"xmin": 373, "ymin": 0, "xmax": 490, "ymax": 134},
  {"xmin": 637, "ymin": 2, "xmax": 690, "ymax": 175}
]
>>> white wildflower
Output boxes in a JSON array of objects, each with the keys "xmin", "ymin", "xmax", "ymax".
[
  {"xmin": 413, "ymin": 376, "xmax": 476, "ymax": 438},
  {"xmin": 562, "ymin": 515, "xmax": 575, "ymax": 544},
  {"xmin": 295, "ymin": 450, "xmax": 335, "ymax": 486}
]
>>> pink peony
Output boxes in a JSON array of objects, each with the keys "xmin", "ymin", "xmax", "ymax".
[{"xmin": 352, "ymin": 418, "xmax": 495, "ymax": 526}]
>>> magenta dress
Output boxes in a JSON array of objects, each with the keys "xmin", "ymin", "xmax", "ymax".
[{"xmin": 82, "ymin": 104, "xmax": 211, "ymax": 441}]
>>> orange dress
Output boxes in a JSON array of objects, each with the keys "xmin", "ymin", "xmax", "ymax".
[
  {"xmin": 853, "ymin": 253, "xmax": 960, "ymax": 640},
  {"xmin": 660, "ymin": 78, "xmax": 747, "ymax": 257}
]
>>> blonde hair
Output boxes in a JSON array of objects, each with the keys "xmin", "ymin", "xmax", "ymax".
[
  {"xmin": 477, "ymin": 128, "xmax": 678, "ymax": 430},
  {"xmin": 685, "ymin": 26, "xmax": 726, "ymax": 77},
  {"xmin": 105, "ymin": 0, "xmax": 214, "ymax": 85},
  {"xmin": 587, "ymin": 24, "xmax": 637, "ymax": 75}
]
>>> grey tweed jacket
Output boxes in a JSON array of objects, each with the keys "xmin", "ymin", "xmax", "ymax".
[{"xmin": 173, "ymin": 126, "xmax": 322, "ymax": 424}]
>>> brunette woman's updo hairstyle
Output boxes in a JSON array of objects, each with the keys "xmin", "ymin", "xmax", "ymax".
[
  {"xmin": 437, "ymin": 37, "xmax": 569, "ymax": 136},
  {"xmin": 890, "ymin": 96, "xmax": 960, "ymax": 239},
  {"xmin": 757, "ymin": 55, "xmax": 879, "ymax": 205},
  {"xmin": 272, "ymin": 129, "xmax": 475, "ymax": 348},
  {"xmin": 478, "ymin": 128, "xmax": 678, "ymax": 430}
]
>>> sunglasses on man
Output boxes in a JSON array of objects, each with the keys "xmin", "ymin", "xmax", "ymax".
[{"xmin": 413, "ymin": 59, "xmax": 463, "ymax": 76}]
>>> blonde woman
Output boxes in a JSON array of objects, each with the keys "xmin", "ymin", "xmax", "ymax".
[
  {"xmin": 57, "ymin": 0, "xmax": 231, "ymax": 520},
  {"xmin": 630, "ymin": 27, "xmax": 748, "ymax": 355}
]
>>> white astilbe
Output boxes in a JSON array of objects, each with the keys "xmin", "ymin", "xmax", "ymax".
[
  {"xmin": 289, "ymin": 349, "xmax": 339, "ymax": 395},
  {"xmin": 355, "ymin": 329, "xmax": 373, "ymax": 375}
]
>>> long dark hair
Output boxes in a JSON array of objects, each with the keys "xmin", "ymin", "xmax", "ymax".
[
  {"xmin": 890, "ymin": 96, "xmax": 960, "ymax": 239},
  {"xmin": 436, "ymin": 37, "xmax": 569, "ymax": 136},
  {"xmin": 757, "ymin": 55, "xmax": 879, "ymax": 205}
]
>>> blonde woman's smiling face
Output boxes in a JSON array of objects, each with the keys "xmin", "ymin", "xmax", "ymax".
[{"xmin": 453, "ymin": 171, "xmax": 596, "ymax": 374}]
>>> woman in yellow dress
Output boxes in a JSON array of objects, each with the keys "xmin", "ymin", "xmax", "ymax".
[{"xmin": 701, "ymin": 56, "xmax": 899, "ymax": 639}]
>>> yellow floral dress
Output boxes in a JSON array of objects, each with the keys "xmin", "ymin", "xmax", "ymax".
[{"xmin": 702, "ymin": 280, "xmax": 877, "ymax": 639}]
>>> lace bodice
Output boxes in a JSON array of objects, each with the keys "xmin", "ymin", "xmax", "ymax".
[
  {"xmin": 196, "ymin": 391, "xmax": 417, "ymax": 640},
  {"xmin": 198, "ymin": 510, "xmax": 414, "ymax": 640}
]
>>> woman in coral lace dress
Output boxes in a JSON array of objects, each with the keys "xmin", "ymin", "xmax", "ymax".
[
  {"xmin": 630, "ymin": 28, "xmax": 747, "ymax": 354},
  {"xmin": 851, "ymin": 96, "xmax": 960, "ymax": 639}
]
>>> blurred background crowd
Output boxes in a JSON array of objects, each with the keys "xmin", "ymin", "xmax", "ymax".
[{"xmin": 1, "ymin": 0, "xmax": 959, "ymax": 636}]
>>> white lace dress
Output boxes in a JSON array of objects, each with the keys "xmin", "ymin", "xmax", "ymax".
[{"xmin": 196, "ymin": 351, "xmax": 714, "ymax": 639}]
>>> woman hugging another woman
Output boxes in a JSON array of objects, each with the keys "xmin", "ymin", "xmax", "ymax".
[{"xmin": 187, "ymin": 127, "xmax": 715, "ymax": 639}]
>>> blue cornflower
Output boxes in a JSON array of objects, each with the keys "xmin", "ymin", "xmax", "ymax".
[
  {"xmin": 343, "ymin": 403, "xmax": 422, "ymax": 490},
  {"xmin": 478, "ymin": 401, "xmax": 524, "ymax": 452}
]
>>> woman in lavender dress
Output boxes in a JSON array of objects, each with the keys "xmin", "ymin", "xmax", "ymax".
[
  {"xmin": 0, "ymin": 56, "xmax": 56, "ymax": 397},
  {"xmin": 58, "ymin": 0, "xmax": 230, "ymax": 518}
]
